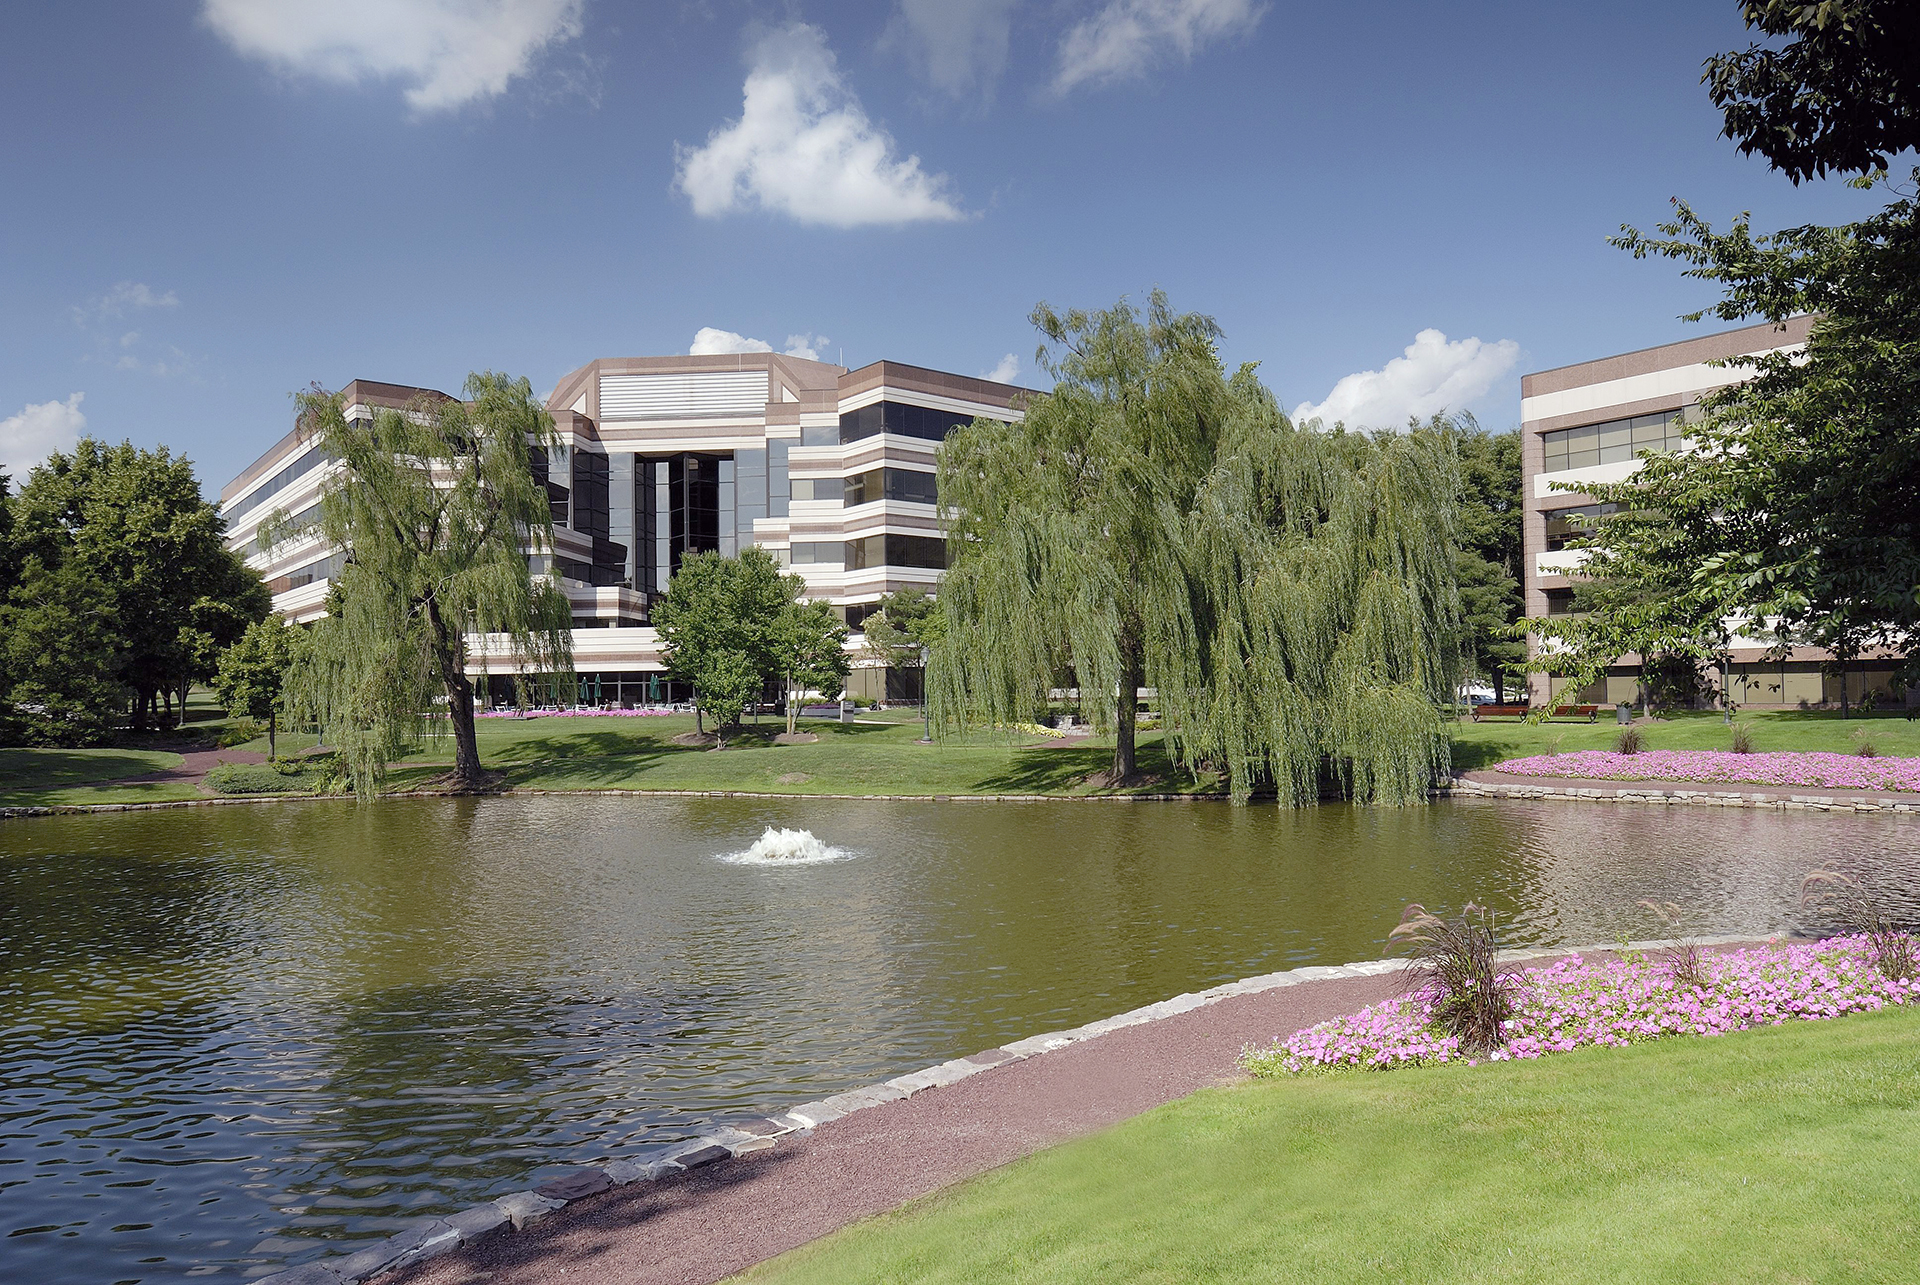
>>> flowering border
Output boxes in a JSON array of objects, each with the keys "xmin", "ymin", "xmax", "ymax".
[
  {"xmin": 1246, "ymin": 936, "xmax": 1914, "ymax": 1074},
  {"xmin": 1490, "ymin": 749, "xmax": 1920, "ymax": 792}
]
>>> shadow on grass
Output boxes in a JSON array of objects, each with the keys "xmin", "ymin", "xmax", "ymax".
[{"xmin": 969, "ymin": 738, "xmax": 1214, "ymax": 795}]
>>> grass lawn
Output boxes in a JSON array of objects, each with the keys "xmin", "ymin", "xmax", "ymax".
[
  {"xmin": 1451, "ymin": 708, "xmax": 1920, "ymax": 772},
  {"xmin": 0, "ymin": 747, "xmax": 204, "ymax": 807},
  {"xmin": 374, "ymin": 713, "xmax": 1219, "ymax": 797},
  {"xmin": 746, "ymin": 1004, "xmax": 1920, "ymax": 1285}
]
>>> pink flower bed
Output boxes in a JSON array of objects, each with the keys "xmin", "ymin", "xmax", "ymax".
[
  {"xmin": 1491, "ymin": 749, "xmax": 1920, "ymax": 792},
  {"xmin": 479, "ymin": 708, "xmax": 677, "ymax": 718},
  {"xmin": 1244, "ymin": 936, "xmax": 1918, "ymax": 1075}
]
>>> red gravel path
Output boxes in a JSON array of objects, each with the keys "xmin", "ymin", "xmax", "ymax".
[{"xmin": 391, "ymin": 971, "xmax": 1404, "ymax": 1285}]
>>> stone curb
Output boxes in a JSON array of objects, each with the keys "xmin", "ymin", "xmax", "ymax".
[
  {"xmin": 17, "ymin": 778, "xmax": 1920, "ymax": 823},
  {"xmin": 1444, "ymin": 777, "xmax": 1920, "ymax": 813},
  {"xmin": 248, "ymin": 933, "xmax": 1785, "ymax": 1285}
]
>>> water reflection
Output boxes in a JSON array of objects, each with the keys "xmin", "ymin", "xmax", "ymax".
[{"xmin": 1, "ymin": 794, "xmax": 1915, "ymax": 1281}]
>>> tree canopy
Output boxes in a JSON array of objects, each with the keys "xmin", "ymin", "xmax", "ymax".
[
  {"xmin": 0, "ymin": 439, "xmax": 267, "ymax": 742},
  {"xmin": 286, "ymin": 373, "xmax": 573, "ymax": 796},
  {"xmin": 1705, "ymin": 1, "xmax": 1920, "ymax": 184},
  {"xmin": 1415, "ymin": 415, "xmax": 1523, "ymax": 701},
  {"xmin": 933, "ymin": 293, "xmax": 1462, "ymax": 804},
  {"xmin": 214, "ymin": 617, "xmax": 305, "ymax": 757},
  {"xmin": 653, "ymin": 546, "xmax": 847, "ymax": 742}
]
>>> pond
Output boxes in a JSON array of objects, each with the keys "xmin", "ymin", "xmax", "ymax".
[{"xmin": 3, "ymin": 795, "xmax": 1917, "ymax": 1282}]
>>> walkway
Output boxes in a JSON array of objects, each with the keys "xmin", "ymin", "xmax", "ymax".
[{"xmin": 390, "ymin": 971, "xmax": 1401, "ymax": 1285}]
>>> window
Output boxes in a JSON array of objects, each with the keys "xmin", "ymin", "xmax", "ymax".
[
  {"xmin": 1541, "ymin": 409, "xmax": 1688, "ymax": 472},
  {"xmin": 844, "ymin": 468, "xmax": 938, "ymax": 506},
  {"xmin": 788, "ymin": 542, "xmax": 843, "ymax": 564},
  {"xmin": 1543, "ymin": 503, "xmax": 1621, "ymax": 551},
  {"xmin": 229, "ymin": 446, "xmax": 331, "ymax": 520},
  {"xmin": 791, "ymin": 476, "xmax": 843, "ymax": 503},
  {"xmin": 839, "ymin": 400, "xmax": 1004, "ymax": 444},
  {"xmin": 1543, "ymin": 588, "xmax": 1577, "ymax": 616},
  {"xmin": 845, "ymin": 533, "xmax": 946, "ymax": 570}
]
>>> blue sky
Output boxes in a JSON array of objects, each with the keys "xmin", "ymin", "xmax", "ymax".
[{"xmin": 0, "ymin": 1, "xmax": 1895, "ymax": 494}]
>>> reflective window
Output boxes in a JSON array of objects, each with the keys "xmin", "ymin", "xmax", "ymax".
[
  {"xmin": 791, "ymin": 476, "xmax": 844, "ymax": 503},
  {"xmin": 839, "ymin": 400, "xmax": 1004, "ymax": 444},
  {"xmin": 229, "ymin": 446, "xmax": 331, "ymax": 521},
  {"xmin": 845, "ymin": 533, "xmax": 946, "ymax": 570},
  {"xmin": 1543, "ymin": 503, "xmax": 1621, "ymax": 551},
  {"xmin": 844, "ymin": 468, "xmax": 938, "ymax": 506},
  {"xmin": 1541, "ymin": 408, "xmax": 1688, "ymax": 472}
]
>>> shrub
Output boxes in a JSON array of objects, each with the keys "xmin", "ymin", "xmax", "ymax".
[
  {"xmin": 1852, "ymin": 728, "xmax": 1879, "ymax": 758},
  {"xmin": 1802, "ymin": 867, "xmax": 1916, "ymax": 982},
  {"xmin": 1615, "ymin": 725, "xmax": 1644, "ymax": 754},
  {"xmin": 1730, "ymin": 722, "xmax": 1754, "ymax": 754},
  {"xmin": 1387, "ymin": 903, "xmax": 1521, "ymax": 1052}
]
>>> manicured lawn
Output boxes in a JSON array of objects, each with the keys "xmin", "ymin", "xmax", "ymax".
[
  {"xmin": 378, "ymin": 713, "xmax": 1218, "ymax": 797},
  {"xmin": 746, "ymin": 1003, "xmax": 1920, "ymax": 1285},
  {"xmin": 0, "ymin": 747, "xmax": 204, "ymax": 806},
  {"xmin": 1451, "ymin": 708, "xmax": 1920, "ymax": 772}
]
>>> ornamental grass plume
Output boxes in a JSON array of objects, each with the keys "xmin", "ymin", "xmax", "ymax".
[
  {"xmin": 1801, "ymin": 867, "xmax": 1917, "ymax": 983},
  {"xmin": 1388, "ymin": 902, "xmax": 1520, "ymax": 1053},
  {"xmin": 1730, "ymin": 721, "xmax": 1755, "ymax": 754},
  {"xmin": 1853, "ymin": 727, "xmax": 1879, "ymax": 758},
  {"xmin": 1636, "ymin": 898, "xmax": 1709, "ymax": 989},
  {"xmin": 1615, "ymin": 725, "xmax": 1645, "ymax": 754}
]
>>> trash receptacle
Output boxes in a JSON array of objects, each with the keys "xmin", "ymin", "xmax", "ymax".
[
  {"xmin": 839, "ymin": 699, "xmax": 853, "ymax": 724},
  {"xmin": 1616, "ymin": 702, "xmax": 1634, "ymax": 724}
]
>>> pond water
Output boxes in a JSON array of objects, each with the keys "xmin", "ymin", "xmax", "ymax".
[{"xmin": 3, "ymin": 795, "xmax": 1918, "ymax": 1283}]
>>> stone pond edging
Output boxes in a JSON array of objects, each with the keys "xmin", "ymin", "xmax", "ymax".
[
  {"xmin": 1444, "ymin": 776, "xmax": 1920, "ymax": 813},
  {"xmin": 249, "ymin": 933, "xmax": 1767, "ymax": 1285},
  {"xmin": 11, "ymin": 779, "xmax": 1920, "ymax": 822}
]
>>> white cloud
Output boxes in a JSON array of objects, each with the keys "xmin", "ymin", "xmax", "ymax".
[
  {"xmin": 690, "ymin": 327, "xmax": 830, "ymax": 361},
  {"xmin": 1292, "ymin": 329, "xmax": 1520, "ymax": 429},
  {"xmin": 884, "ymin": 0, "xmax": 1019, "ymax": 99},
  {"xmin": 201, "ymin": 0, "xmax": 584, "ymax": 112},
  {"xmin": 1054, "ymin": 0, "xmax": 1264, "ymax": 94},
  {"xmin": 0, "ymin": 393, "xmax": 86, "ymax": 482},
  {"xmin": 983, "ymin": 353, "xmax": 1020, "ymax": 383},
  {"xmin": 675, "ymin": 23, "xmax": 966, "ymax": 228},
  {"xmin": 73, "ymin": 281, "xmax": 179, "ymax": 326}
]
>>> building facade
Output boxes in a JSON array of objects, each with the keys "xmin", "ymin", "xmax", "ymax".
[
  {"xmin": 1522, "ymin": 315, "xmax": 1908, "ymax": 710},
  {"xmin": 219, "ymin": 357, "xmax": 1026, "ymax": 704}
]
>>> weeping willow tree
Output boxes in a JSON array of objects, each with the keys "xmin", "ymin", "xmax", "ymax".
[
  {"xmin": 931, "ymin": 294, "xmax": 1460, "ymax": 804},
  {"xmin": 283, "ymin": 373, "xmax": 573, "ymax": 798}
]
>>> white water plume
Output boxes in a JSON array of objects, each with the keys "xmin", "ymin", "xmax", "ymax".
[{"xmin": 723, "ymin": 826, "xmax": 853, "ymax": 866}]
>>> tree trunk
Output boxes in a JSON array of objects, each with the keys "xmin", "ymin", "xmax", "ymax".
[
  {"xmin": 786, "ymin": 678, "xmax": 799, "ymax": 736},
  {"xmin": 268, "ymin": 710, "xmax": 277, "ymax": 760},
  {"xmin": 424, "ymin": 595, "xmax": 486, "ymax": 790},
  {"xmin": 1113, "ymin": 641, "xmax": 1142, "ymax": 781},
  {"xmin": 693, "ymin": 686, "xmax": 704, "ymax": 735}
]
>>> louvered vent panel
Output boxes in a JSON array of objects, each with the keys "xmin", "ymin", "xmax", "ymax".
[{"xmin": 599, "ymin": 372, "xmax": 768, "ymax": 419}]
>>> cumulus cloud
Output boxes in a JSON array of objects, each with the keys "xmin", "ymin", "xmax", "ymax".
[
  {"xmin": 983, "ymin": 353, "xmax": 1020, "ymax": 383},
  {"xmin": 1292, "ymin": 329, "xmax": 1520, "ymax": 429},
  {"xmin": 690, "ymin": 327, "xmax": 830, "ymax": 361},
  {"xmin": 1054, "ymin": 0, "xmax": 1264, "ymax": 94},
  {"xmin": 0, "ymin": 393, "xmax": 86, "ymax": 482},
  {"xmin": 675, "ymin": 23, "xmax": 965, "ymax": 228},
  {"xmin": 883, "ymin": 0, "xmax": 1019, "ymax": 99},
  {"xmin": 201, "ymin": 0, "xmax": 584, "ymax": 112}
]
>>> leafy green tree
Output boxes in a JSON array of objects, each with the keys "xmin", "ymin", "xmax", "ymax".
[
  {"xmin": 1413, "ymin": 414, "xmax": 1523, "ymax": 701},
  {"xmin": 288, "ymin": 374, "xmax": 573, "ymax": 797},
  {"xmin": 7, "ymin": 439, "xmax": 267, "ymax": 732},
  {"xmin": 1705, "ymin": 1, "xmax": 1920, "ymax": 184},
  {"xmin": 653, "ymin": 546, "xmax": 810, "ymax": 742},
  {"xmin": 775, "ymin": 599, "xmax": 850, "ymax": 735},
  {"xmin": 860, "ymin": 588, "xmax": 944, "ymax": 676},
  {"xmin": 935, "ymin": 294, "xmax": 1461, "ymax": 802},
  {"xmin": 214, "ymin": 618, "xmax": 305, "ymax": 757},
  {"xmin": 0, "ymin": 554, "xmax": 122, "ymax": 745}
]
